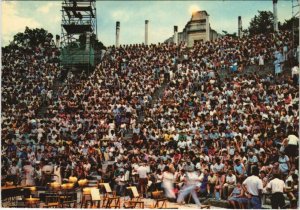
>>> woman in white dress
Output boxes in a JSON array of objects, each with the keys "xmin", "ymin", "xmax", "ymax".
[
  {"xmin": 162, "ymin": 166, "xmax": 176, "ymax": 199},
  {"xmin": 23, "ymin": 161, "xmax": 35, "ymax": 186}
]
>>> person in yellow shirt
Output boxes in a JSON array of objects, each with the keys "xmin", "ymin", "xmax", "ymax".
[{"xmin": 163, "ymin": 131, "xmax": 173, "ymax": 142}]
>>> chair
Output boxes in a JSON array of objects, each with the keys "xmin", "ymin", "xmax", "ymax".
[
  {"xmin": 99, "ymin": 183, "xmax": 120, "ymax": 208},
  {"xmin": 81, "ymin": 187, "xmax": 97, "ymax": 208},
  {"xmin": 90, "ymin": 188, "xmax": 101, "ymax": 208},
  {"xmin": 44, "ymin": 193, "xmax": 60, "ymax": 208},
  {"xmin": 152, "ymin": 190, "xmax": 167, "ymax": 208},
  {"xmin": 59, "ymin": 190, "xmax": 77, "ymax": 208},
  {"xmin": 123, "ymin": 186, "xmax": 144, "ymax": 208}
]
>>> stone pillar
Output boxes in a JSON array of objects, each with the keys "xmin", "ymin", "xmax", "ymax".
[
  {"xmin": 273, "ymin": 0, "xmax": 278, "ymax": 32},
  {"xmin": 145, "ymin": 20, "xmax": 149, "ymax": 45},
  {"xmin": 173, "ymin": 26, "xmax": 178, "ymax": 45},
  {"xmin": 206, "ymin": 15, "xmax": 210, "ymax": 42},
  {"xmin": 116, "ymin": 21, "xmax": 120, "ymax": 47},
  {"xmin": 238, "ymin": 16, "xmax": 243, "ymax": 38}
]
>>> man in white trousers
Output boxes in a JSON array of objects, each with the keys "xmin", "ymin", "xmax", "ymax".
[{"xmin": 177, "ymin": 168, "xmax": 201, "ymax": 207}]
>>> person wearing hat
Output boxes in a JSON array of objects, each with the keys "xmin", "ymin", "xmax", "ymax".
[{"xmin": 177, "ymin": 167, "xmax": 202, "ymax": 207}]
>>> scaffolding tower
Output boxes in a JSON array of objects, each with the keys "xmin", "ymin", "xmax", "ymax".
[{"xmin": 61, "ymin": 0, "xmax": 97, "ymax": 71}]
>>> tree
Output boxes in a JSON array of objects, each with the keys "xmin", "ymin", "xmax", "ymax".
[
  {"xmin": 279, "ymin": 17, "xmax": 299, "ymax": 31},
  {"xmin": 222, "ymin": 30, "xmax": 237, "ymax": 38},
  {"xmin": 12, "ymin": 27, "xmax": 52, "ymax": 47},
  {"xmin": 248, "ymin": 11, "xmax": 274, "ymax": 36}
]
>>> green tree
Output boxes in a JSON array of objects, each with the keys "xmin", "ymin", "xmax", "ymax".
[
  {"xmin": 12, "ymin": 27, "xmax": 52, "ymax": 47},
  {"xmin": 248, "ymin": 11, "xmax": 274, "ymax": 36},
  {"xmin": 222, "ymin": 30, "xmax": 237, "ymax": 38},
  {"xmin": 279, "ymin": 17, "xmax": 299, "ymax": 31}
]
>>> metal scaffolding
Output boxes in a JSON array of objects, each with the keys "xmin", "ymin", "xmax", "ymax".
[
  {"xmin": 60, "ymin": 0, "xmax": 97, "ymax": 71},
  {"xmin": 61, "ymin": 0, "xmax": 97, "ymax": 47}
]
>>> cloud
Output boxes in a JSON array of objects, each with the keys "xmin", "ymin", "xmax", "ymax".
[
  {"xmin": 2, "ymin": 2, "xmax": 41, "ymax": 45},
  {"xmin": 111, "ymin": 10, "xmax": 132, "ymax": 22},
  {"xmin": 36, "ymin": 2, "xmax": 56, "ymax": 14}
]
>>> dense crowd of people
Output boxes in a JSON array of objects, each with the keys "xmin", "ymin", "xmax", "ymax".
[{"xmin": 1, "ymin": 30, "xmax": 299, "ymax": 209}]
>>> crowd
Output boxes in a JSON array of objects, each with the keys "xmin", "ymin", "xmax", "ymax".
[{"xmin": 1, "ymin": 30, "xmax": 299, "ymax": 209}]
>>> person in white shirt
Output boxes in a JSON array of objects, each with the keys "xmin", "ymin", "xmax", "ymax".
[
  {"xmin": 284, "ymin": 132, "xmax": 299, "ymax": 163},
  {"xmin": 114, "ymin": 171, "xmax": 127, "ymax": 196},
  {"xmin": 8, "ymin": 161, "xmax": 20, "ymax": 185},
  {"xmin": 242, "ymin": 166, "xmax": 263, "ymax": 209},
  {"xmin": 212, "ymin": 157, "xmax": 224, "ymax": 173},
  {"xmin": 266, "ymin": 174, "xmax": 286, "ymax": 209},
  {"xmin": 177, "ymin": 168, "xmax": 202, "ymax": 207},
  {"xmin": 136, "ymin": 161, "xmax": 149, "ymax": 197},
  {"xmin": 291, "ymin": 65, "xmax": 299, "ymax": 85},
  {"xmin": 223, "ymin": 170, "xmax": 237, "ymax": 199}
]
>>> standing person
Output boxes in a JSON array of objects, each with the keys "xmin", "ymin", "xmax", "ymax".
[
  {"xmin": 53, "ymin": 163, "xmax": 62, "ymax": 185},
  {"xmin": 8, "ymin": 161, "xmax": 20, "ymax": 185},
  {"xmin": 136, "ymin": 160, "xmax": 149, "ymax": 198},
  {"xmin": 242, "ymin": 166, "xmax": 263, "ymax": 209},
  {"xmin": 177, "ymin": 168, "xmax": 201, "ymax": 207},
  {"xmin": 162, "ymin": 166, "xmax": 176, "ymax": 200},
  {"xmin": 266, "ymin": 174, "xmax": 286, "ymax": 209},
  {"xmin": 258, "ymin": 53, "xmax": 264, "ymax": 71},
  {"xmin": 23, "ymin": 161, "xmax": 35, "ymax": 186},
  {"xmin": 278, "ymin": 151, "xmax": 290, "ymax": 176},
  {"xmin": 284, "ymin": 132, "xmax": 299, "ymax": 164}
]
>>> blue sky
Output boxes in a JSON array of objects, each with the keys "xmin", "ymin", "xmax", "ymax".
[{"xmin": 1, "ymin": 1, "xmax": 293, "ymax": 47}]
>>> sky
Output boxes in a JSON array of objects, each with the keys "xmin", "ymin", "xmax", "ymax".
[{"xmin": 1, "ymin": 0, "xmax": 294, "ymax": 47}]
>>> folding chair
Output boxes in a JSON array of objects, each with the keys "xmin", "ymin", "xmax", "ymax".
[
  {"xmin": 152, "ymin": 190, "xmax": 167, "ymax": 208},
  {"xmin": 81, "ymin": 187, "xmax": 98, "ymax": 208},
  {"xmin": 124, "ymin": 186, "xmax": 144, "ymax": 208},
  {"xmin": 99, "ymin": 183, "xmax": 120, "ymax": 208},
  {"xmin": 90, "ymin": 188, "xmax": 101, "ymax": 208}
]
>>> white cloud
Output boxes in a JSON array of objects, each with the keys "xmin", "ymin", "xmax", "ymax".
[
  {"xmin": 36, "ymin": 2, "xmax": 56, "ymax": 14},
  {"xmin": 2, "ymin": 2, "xmax": 41, "ymax": 46},
  {"xmin": 111, "ymin": 10, "xmax": 131, "ymax": 22}
]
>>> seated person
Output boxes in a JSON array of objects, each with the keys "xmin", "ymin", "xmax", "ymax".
[{"xmin": 228, "ymin": 182, "xmax": 247, "ymax": 209}]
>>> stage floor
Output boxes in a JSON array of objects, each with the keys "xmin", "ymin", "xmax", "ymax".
[{"xmin": 2, "ymin": 196, "xmax": 225, "ymax": 209}]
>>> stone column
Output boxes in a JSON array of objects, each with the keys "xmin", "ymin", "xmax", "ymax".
[
  {"xmin": 206, "ymin": 15, "xmax": 210, "ymax": 41},
  {"xmin": 174, "ymin": 26, "xmax": 178, "ymax": 45},
  {"xmin": 273, "ymin": 0, "xmax": 278, "ymax": 32},
  {"xmin": 145, "ymin": 20, "xmax": 149, "ymax": 45},
  {"xmin": 116, "ymin": 21, "xmax": 120, "ymax": 47},
  {"xmin": 238, "ymin": 16, "xmax": 243, "ymax": 38}
]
